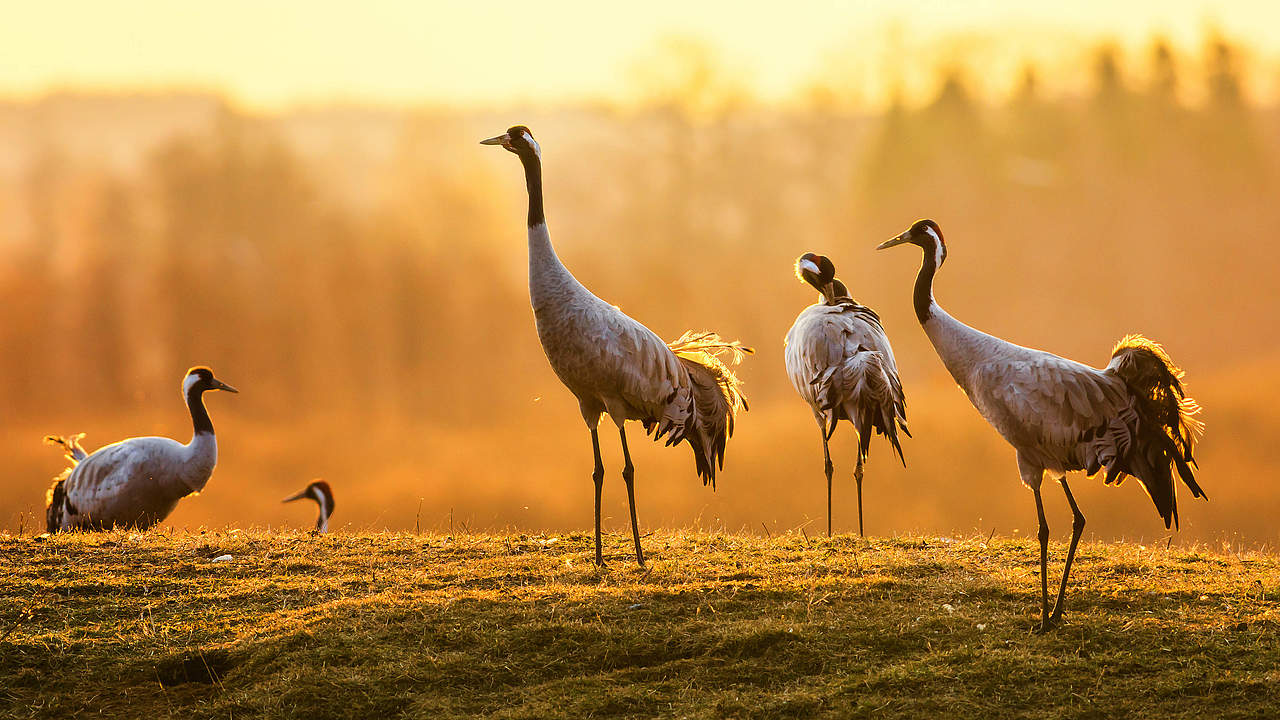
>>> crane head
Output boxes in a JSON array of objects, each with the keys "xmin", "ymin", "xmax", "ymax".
[
  {"xmin": 183, "ymin": 366, "xmax": 238, "ymax": 397},
  {"xmin": 795, "ymin": 252, "xmax": 838, "ymax": 303},
  {"xmin": 283, "ymin": 480, "xmax": 335, "ymax": 533},
  {"xmin": 877, "ymin": 219, "xmax": 947, "ymax": 267},
  {"xmin": 480, "ymin": 125, "xmax": 541, "ymax": 160}
]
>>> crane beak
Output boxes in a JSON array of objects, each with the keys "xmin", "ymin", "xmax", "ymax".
[
  {"xmin": 877, "ymin": 232, "xmax": 911, "ymax": 250},
  {"xmin": 281, "ymin": 489, "xmax": 309, "ymax": 504},
  {"xmin": 479, "ymin": 133, "xmax": 511, "ymax": 148},
  {"xmin": 820, "ymin": 281, "xmax": 836, "ymax": 303},
  {"xmin": 211, "ymin": 379, "xmax": 239, "ymax": 393}
]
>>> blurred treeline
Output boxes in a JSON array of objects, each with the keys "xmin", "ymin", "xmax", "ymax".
[{"xmin": 2, "ymin": 36, "xmax": 1278, "ymax": 543}]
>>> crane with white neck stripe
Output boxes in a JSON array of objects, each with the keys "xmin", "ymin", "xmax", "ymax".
[
  {"xmin": 44, "ymin": 367, "xmax": 238, "ymax": 532},
  {"xmin": 481, "ymin": 125, "xmax": 750, "ymax": 568},
  {"xmin": 879, "ymin": 219, "xmax": 1204, "ymax": 632}
]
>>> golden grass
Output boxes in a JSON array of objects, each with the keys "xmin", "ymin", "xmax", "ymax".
[{"xmin": 2, "ymin": 530, "xmax": 1278, "ymax": 719}]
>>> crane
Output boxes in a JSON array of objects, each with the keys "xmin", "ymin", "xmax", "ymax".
[
  {"xmin": 879, "ymin": 219, "xmax": 1203, "ymax": 632},
  {"xmin": 481, "ymin": 125, "xmax": 750, "ymax": 567},
  {"xmin": 785, "ymin": 252, "xmax": 908, "ymax": 537},
  {"xmin": 45, "ymin": 367, "xmax": 238, "ymax": 532}
]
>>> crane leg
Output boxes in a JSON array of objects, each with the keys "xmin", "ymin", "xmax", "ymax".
[
  {"xmin": 855, "ymin": 455, "xmax": 865, "ymax": 538},
  {"xmin": 820, "ymin": 420, "xmax": 834, "ymax": 538},
  {"xmin": 1032, "ymin": 484, "xmax": 1052, "ymax": 633},
  {"xmin": 619, "ymin": 426, "xmax": 645, "ymax": 568},
  {"xmin": 590, "ymin": 428, "xmax": 605, "ymax": 567},
  {"xmin": 1049, "ymin": 477, "xmax": 1086, "ymax": 625}
]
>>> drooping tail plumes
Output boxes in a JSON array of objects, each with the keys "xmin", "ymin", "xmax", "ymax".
[
  {"xmin": 46, "ymin": 477, "xmax": 67, "ymax": 533},
  {"xmin": 815, "ymin": 350, "xmax": 909, "ymax": 465},
  {"xmin": 45, "ymin": 466, "xmax": 76, "ymax": 533},
  {"xmin": 1098, "ymin": 334, "xmax": 1205, "ymax": 528},
  {"xmin": 656, "ymin": 331, "xmax": 752, "ymax": 488},
  {"xmin": 43, "ymin": 434, "xmax": 86, "ymax": 533}
]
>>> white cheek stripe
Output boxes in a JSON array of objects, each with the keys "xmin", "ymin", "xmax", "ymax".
[
  {"xmin": 924, "ymin": 227, "xmax": 944, "ymax": 266},
  {"xmin": 314, "ymin": 488, "xmax": 332, "ymax": 531},
  {"xmin": 523, "ymin": 131, "xmax": 541, "ymax": 159}
]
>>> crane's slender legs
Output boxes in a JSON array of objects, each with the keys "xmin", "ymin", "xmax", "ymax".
[
  {"xmin": 854, "ymin": 455, "xmax": 865, "ymax": 538},
  {"xmin": 819, "ymin": 420, "xmax": 834, "ymax": 538},
  {"xmin": 590, "ymin": 428, "xmax": 605, "ymax": 567},
  {"xmin": 619, "ymin": 427, "xmax": 645, "ymax": 568},
  {"xmin": 1049, "ymin": 477, "xmax": 1086, "ymax": 625},
  {"xmin": 1032, "ymin": 484, "xmax": 1052, "ymax": 634}
]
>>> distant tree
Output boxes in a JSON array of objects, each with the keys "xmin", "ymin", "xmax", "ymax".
[
  {"xmin": 1, "ymin": 150, "xmax": 64, "ymax": 412},
  {"xmin": 71, "ymin": 178, "xmax": 137, "ymax": 406},
  {"xmin": 1148, "ymin": 39, "xmax": 1179, "ymax": 106},
  {"xmin": 1006, "ymin": 63, "xmax": 1071, "ymax": 163},
  {"xmin": 1196, "ymin": 34, "xmax": 1265, "ymax": 185},
  {"xmin": 854, "ymin": 87, "xmax": 914, "ymax": 207},
  {"xmin": 1011, "ymin": 64, "xmax": 1040, "ymax": 110},
  {"xmin": 1088, "ymin": 43, "xmax": 1144, "ymax": 169},
  {"xmin": 927, "ymin": 66, "xmax": 977, "ymax": 121},
  {"xmin": 1205, "ymin": 35, "xmax": 1245, "ymax": 111},
  {"xmin": 1093, "ymin": 45, "xmax": 1127, "ymax": 104},
  {"xmin": 147, "ymin": 113, "xmax": 320, "ymax": 393}
]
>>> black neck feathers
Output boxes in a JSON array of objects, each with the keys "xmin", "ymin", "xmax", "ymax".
[
  {"xmin": 187, "ymin": 386, "xmax": 214, "ymax": 436},
  {"xmin": 520, "ymin": 150, "xmax": 544, "ymax": 228},
  {"xmin": 914, "ymin": 238, "xmax": 938, "ymax": 324}
]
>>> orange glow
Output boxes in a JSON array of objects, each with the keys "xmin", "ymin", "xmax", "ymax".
[{"xmin": 0, "ymin": 2, "xmax": 1278, "ymax": 546}]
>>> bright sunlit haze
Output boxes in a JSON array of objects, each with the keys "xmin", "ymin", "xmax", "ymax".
[{"xmin": 4, "ymin": 0, "xmax": 1280, "ymax": 108}]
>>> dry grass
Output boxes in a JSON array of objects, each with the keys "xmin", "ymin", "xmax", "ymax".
[{"xmin": 1, "ymin": 529, "xmax": 1278, "ymax": 719}]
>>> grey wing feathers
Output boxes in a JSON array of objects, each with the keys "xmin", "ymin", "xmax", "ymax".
[
  {"xmin": 972, "ymin": 334, "xmax": 1205, "ymax": 528},
  {"xmin": 786, "ymin": 303, "xmax": 909, "ymax": 463},
  {"xmin": 819, "ymin": 348, "xmax": 909, "ymax": 463},
  {"xmin": 56, "ymin": 442, "xmax": 148, "ymax": 524},
  {"xmin": 973, "ymin": 354, "xmax": 1127, "ymax": 455},
  {"xmin": 535, "ymin": 289, "xmax": 751, "ymax": 487}
]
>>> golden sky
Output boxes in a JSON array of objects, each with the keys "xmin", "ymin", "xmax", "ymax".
[{"xmin": 2, "ymin": 0, "xmax": 1277, "ymax": 109}]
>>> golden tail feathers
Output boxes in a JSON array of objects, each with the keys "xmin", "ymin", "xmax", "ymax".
[{"xmin": 663, "ymin": 331, "xmax": 752, "ymax": 488}]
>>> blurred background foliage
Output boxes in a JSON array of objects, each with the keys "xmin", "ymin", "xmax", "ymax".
[{"xmin": 1, "ymin": 33, "xmax": 1277, "ymax": 544}]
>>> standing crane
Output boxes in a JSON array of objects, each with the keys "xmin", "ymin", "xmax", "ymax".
[
  {"xmin": 481, "ymin": 125, "xmax": 750, "ymax": 568},
  {"xmin": 45, "ymin": 367, "xmax": 238, "ymax": 532},
  {"xmin": 785, "ymin": 252, "xmax": 908, "ymax": 537},
  {"xmin": 283, "ymin": 480, "xmax": 335, "ymax": 533},
  {"xmin": 878, "ymin": 219, "xmax": 1204, "ymax": 632}
]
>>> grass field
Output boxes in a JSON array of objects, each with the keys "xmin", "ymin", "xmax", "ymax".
[{"xmin": 2, "ymin": 530, "xmax": 1278, "ymax": 719}]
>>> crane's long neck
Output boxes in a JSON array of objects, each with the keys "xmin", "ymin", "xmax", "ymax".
[
  {"xmin": 187, "ymin": 386, "xmax": 214, "ymax": 438},
  {"xmin": 912, "ymin": 238, "xmax": 999, "ymax": 395},
  {"xmin": 522, "ymin": 149, "xmax": 545, "ymax": 229},
  {"xmin": 180, "ymin": 387, "xmax": 218, "ymax": 495},
  {"xmin": 914, "ymin": 238, "xmax": 940, "ymax": 324},
  {"xmin": 518, "ymin": 148, "xmax": 580, "ymax": 308}
]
